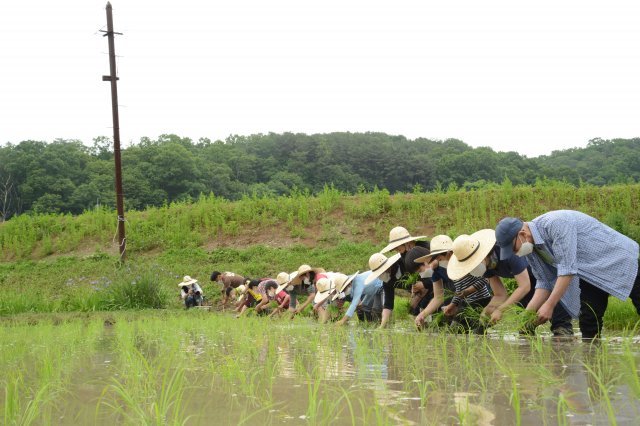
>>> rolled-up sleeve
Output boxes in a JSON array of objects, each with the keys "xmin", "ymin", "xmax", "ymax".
[
  {"xmin": 346, "ymin": 283, "xmax": 364, "ymax": 318},
  {"xmin": 550, "ymin": 219, "xmax": 578, "ymax": 276}
]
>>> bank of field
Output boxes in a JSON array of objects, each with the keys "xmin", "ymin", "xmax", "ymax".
[{"xmin": 0, "ymin": 181, "xmax": 639, "ymax": 329}]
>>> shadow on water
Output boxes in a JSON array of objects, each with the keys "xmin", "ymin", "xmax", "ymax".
[{"xmin": 1, "ymin": 314, "xmax": 639, "ymax": 425}]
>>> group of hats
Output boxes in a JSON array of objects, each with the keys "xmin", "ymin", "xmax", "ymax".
[
  {"xmin": 362, "ymin": 225, "xmax": 503, "ymax": 284},
  {"xmin": 313, "ymin": 272, "xmax": 359, "ymax": 305}
]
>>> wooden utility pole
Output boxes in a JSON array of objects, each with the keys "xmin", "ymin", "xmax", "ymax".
[{"xmin": 102, "ymin": 2, "xmax": 126, "ymax": 261}]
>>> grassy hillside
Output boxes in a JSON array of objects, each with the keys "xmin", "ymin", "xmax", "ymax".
[{"xmin": 1, "ymin": 180, "xmax": 640, "ymax": 327}]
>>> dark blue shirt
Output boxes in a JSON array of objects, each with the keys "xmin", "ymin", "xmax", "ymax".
[
  {"xmin": 484, "ymin": 245, "xmax": 528, "ymax": 279},
  {"xmin": 431, "ymin": 266, "xmax": 455, "ymax": 292}
]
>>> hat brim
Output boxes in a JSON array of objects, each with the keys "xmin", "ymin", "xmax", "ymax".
[
  {"xmin": 178, "ymin": 279, "xmax": 198, "ymax": 287},
  {"xmin": 365, "ymin": 253, "xmax": 401, "ymax": 284},
  {"xmin": 447, "ymin": 229, "xmax": 497, "ymax": 281},
  {"xmin": 291, "ymin": 267, "xmax": 326, "ymax": 285},
  {"xmin": 414, "ymin": 249, "xmax": 450, "ymax": 264},
  {"xmin": 313, "ymin": 285, "xmax": 336, "ymax": 305},
  {"xmin": 275, "ymin": 282, "xmax": 291, "ymax": 294},
  {"xmin": 380, "ymin": 235, "xmax": 427, "ymax": 254},
  {"xmin": 331, "ymin": 271, "xmax": 359, "ymax": 301}
]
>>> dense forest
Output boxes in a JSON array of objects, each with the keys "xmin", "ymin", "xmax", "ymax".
[{"xmin": 1, "ymin": 133, "xmax": 639, "ymax": 219}]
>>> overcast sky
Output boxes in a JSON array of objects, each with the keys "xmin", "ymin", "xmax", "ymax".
[{"xmin": 1, "ymin": 1, "xmax": 638, "ymax": 157}]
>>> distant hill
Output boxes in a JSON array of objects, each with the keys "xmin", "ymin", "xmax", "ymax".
[{"xmin": 1, "ymin": 133, "xmax": 639, "ymax": 217}]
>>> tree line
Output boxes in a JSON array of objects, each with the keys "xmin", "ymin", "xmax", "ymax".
[{"xmin": 1, "ymin": 133, "xmax": 639, "ymax": 219}]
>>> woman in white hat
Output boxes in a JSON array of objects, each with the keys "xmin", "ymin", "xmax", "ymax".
[
  {"xmin": 447, "ymin": 230, "xmax": 573, "ymax": 336},
  {"xmin": 178, "ymin": 276, "xmax": 203, "ymax": 309},
  {"xmin": 413, "ymin": 234, "xmax": 492, "ymax": 332},
  {"xmin": 335, "ymin": 271, "xmax": 385, "ymax": 326},
  {"xmin": 364, "ymin": 252, "xmax": 402, "ymax": 328},
  {"xmin": 377, "ymin": 226, "xmax": 429, "ymax": 328},
  {"xmin": 312, "ymin": 277, "xmax": 337, "ymax": 323},
  {"xmin": 289, "ymin": 264, "xmax": 328, "ymax": 318}
]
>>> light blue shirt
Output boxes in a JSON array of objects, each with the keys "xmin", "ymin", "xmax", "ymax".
[
  {"xmin": 526, "ymin": 210, "xmax": 639, "ymax": 318},
  {"xmin": 346, "ymin": 271, "xmax": 383, "ymax": 318}
]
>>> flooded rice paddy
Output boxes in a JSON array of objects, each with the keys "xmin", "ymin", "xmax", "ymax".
[{"xmin": 1, "ymin": 312, "xmax": 639, "ymax": 425}]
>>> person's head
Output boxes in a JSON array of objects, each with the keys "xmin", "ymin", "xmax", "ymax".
[
  {"xmin": 447, "ymin": 230, "xmax": 497, "ymax": 281},
  {"xmin": 365, "ymin": 252, "xmax": 402, "ymax": 284},
  {"xmin": 247, "ymin": 279, "xmax": 260, "ymax": 290},
  {"xmin": 265, "ymin": 281, "xmax": 278, "ymax": 298},
  {"xmin": 181, "ymin": 285, "xmax": 189, "ymax": 293},
  {"xmin": 404, "ymin": 246, "xmax": 430, "ymax": 274},
  {"xmin": 210, "ymin": 271, "xmax": 222, "ymax": 282},
  {"xmin": 380, "ymin": 226, "xmax": 426, "ymax": 254},
  {"xmin": 414, "ymin": 234, "xmax": 452, "ymax": 269},
  {"xmin": 332, "ymin": 272, "xmax": 358, "ymax": 301},
  {"xmin": 495, "ymin": 217, "xmax": 533, "ymax": 260}
]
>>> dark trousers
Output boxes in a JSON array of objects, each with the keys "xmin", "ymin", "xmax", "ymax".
[
  {"xmin": 382, "ymin": 282, "xmax": 395, "ymax": 310},
  {"xmin": 579, "ymin": 272, "xmax": 640, "ymax": 339},
  {"xmin": 185, "ymin": 294, "xmax": 203, "ymax": 309},
  {"xmin": 520, "ymin": 267, "xmax": 573, "ymax": 332}
]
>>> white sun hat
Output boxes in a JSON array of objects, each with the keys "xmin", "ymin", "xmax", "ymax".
[
  {"xmin": 178, "ymin": 275, "xmax": 198, "ymax": 287},
  {"xmin": 414, "ymin": 234, "xmax": 453, "ymax": 263},
  {"xmin": 275, "ymin": 271, "xmax": 297, "ymax": 294},
  {"xmin": 331, "ymin": 272, "xmax": 359, "ymax": 301},
  {"xmin": 313, "ymin": 277, "xmax": 336, "ymax": 305},
  {"xmin": 447, "ymin": 229, "xmax": 497, "ymax": 281},
  {"xmin": 364, "ymin": 252, "xmax": 401, "ymax": 285},
  {"xmin": 290, "ymin": 264, "xmax": 326, "ymax": 285},
  {"xmin": 380, "ymin": 226, "xmax": 427, "ymax": 254},
  {"xmin": 236, "ymin": 284, "xmax": 247, "ymax": 300}
]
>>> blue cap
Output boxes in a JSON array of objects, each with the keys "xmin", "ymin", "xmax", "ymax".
[{"xmin": 495, "ymin": 217, "xmax": 523, "ymax": 260}]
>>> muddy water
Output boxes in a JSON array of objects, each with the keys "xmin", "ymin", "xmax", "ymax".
[{"xmin": 2, "ymin": 317, "xmax": 640, "ymax": 425}]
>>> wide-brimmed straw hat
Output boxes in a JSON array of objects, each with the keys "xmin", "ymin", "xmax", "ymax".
[
  {"xmin": 178, "ymin": 275, "xmax": 198, "ymax": 287},
  {"xmin": 331, "ymin": 272, "xmax": 359, "ymax": 301},
  {"xmin": 414, "ymin": 234, "xmax": 453, "ymax": 263},
  {"xmin": 291, "ymin": 264, "xmax": 326, "ymax": 285},
  {"xmin": 364, "ymin": 252, "xmax": 401, "ymax": 284},
  {"xmin": 447, "ymin": 229, "xmax": 496, "ymax": 280},
  {"xmin": 313, "ymin": 277, "xmax": 336, "ymax": 305},
  {"xmin": 275, "ymin": 271, "xmax": 297, "ymax": 294},
  {"xmin": 380, "ymin": 226, "xmax": 427, "ymax": 254}
]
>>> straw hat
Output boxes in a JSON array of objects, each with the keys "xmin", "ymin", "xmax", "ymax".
[
  {"xmin": 313, "ymin": 277, "xmax": 336, "ymax": 305},
  {"xmin": 447, "ymin": 229, "xmax": 496, "ymax": 280},
  {"xmin": 380, "ymin": 226, "xmax": 427, "ymax": 254},
  {"xmin": 275, "ymin": 271, "xmax": 297, "ymax": 294},
  {"xmin": 236, "ymin": 284, "xmax": 247, "ymax": 296},
  {"xmin": 178, "ymin": 275, "xmax": 198, "ymax": 287},
  {"xmin": 291, "ymin": 264, "xmax": 326, "ymax": 285},
  {"xmin": 414, "ymin": 234, "xmax": 453, "ymax": 263},
  {"xmin": 364, "ymin": 252, "xmax": 401, "ymax": 285},
  {"xmin": 331, "ymin": 272, "xmax": 359, "ymax": 301}
]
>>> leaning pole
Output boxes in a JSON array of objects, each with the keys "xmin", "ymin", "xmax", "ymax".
[{"xmin": 102, "ymin": 2, "xmax": 126, "ymax": 262}]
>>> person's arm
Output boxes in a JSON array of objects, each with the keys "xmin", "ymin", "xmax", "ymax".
[
  {"xmin": 415, "ymin": 280, "xmax": 444, "ymax": 326},
  {"xmin": 490, "ymin": 271, "xmax": 531, "ymax": 322},
  {"xmin": 536, "ymin": 275, "xmax": 573, "ymax": 323},
  {"xmin": 293, "ymin": 293, "xmax": 315, "ymax": 315},
  {"xmin": 278, "ymin": 293, "xmax": 290, "ymax": 309},
  {"xmin": 255, "ymin": 297, "xmax": 270, "ymax": 312},
  {"xmin": 337, "ymin": 283, "xmax": 364, "ymax": 326}
]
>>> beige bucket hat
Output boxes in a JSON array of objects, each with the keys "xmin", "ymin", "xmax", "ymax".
[
  {"xmin": 414, "ymin": 234, "xmax": 453, "ymax": 263},
  {"xmin": 291, "ymin": 264, "xmax": 326, "ymax": 285},
  {"xmin": 275, "ymin": 271, "xmax": 297, "ymax": 294},
  {"xmin": 447, "ymin": 229, "xmax": 496, "ymax": 280},
  {"xmin": 380, "ymin": 226, "xmax": 427, "ymax": 254},
  {"xmin": 313, "ymin": 277, "xmax": 336, "ymax": 305},
  {"xmin": 331, "ymin": 272, "xmax": 359, "ymax": 301},
  {"xmin": 178, "ymin": 275, "xmax": 198, "ymax": 287},
  {"xmin": 364, "ymin": 252, "xmax": 401, "ymax": 285}
]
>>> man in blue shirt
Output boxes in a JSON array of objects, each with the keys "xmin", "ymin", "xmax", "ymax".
[{"xmin": 495, "ymin": 210, "xmax": 640, "ymax": 338}]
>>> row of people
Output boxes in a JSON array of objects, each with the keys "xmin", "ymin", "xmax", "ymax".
[{"xmin": 202, "ymin": 209, "xmax": 640, "ymax": 338}]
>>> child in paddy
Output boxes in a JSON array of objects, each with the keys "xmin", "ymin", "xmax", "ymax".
[
  {"xmin": 266, "ymin": 280, "xmax": 291, "ymax": 318},
  {"xmin": 235, "ymin": 279, "xmax": 263, "ymax": 317}
]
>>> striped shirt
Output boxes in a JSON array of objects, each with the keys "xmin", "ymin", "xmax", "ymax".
[
  {"xmin": 450, "ymin": 275, "xmax": 491, "ymax": 306},
  {"xmin": 526, "ymin": 210, "xmax": 639, "ymax": 318},
  {"xmin": 257, "ymin": 279, "xmax": 277, "ymax": 300}
]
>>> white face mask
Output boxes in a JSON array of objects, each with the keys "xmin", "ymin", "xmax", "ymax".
[
  {"xmin": 336, "ymin": 292, "xmax": 346, "ymax": 300},
  {"xmin": 286, "ymin": 285, "xmax": 294, "ymax": 292},
  {"xmin": 439, "ymin": 260, "xmax": 449, "ymax": 269},
  {"xmin": 469, "ymin": 262, "xmax": 487, "ymax": 277},
  {"xmin": 516, "ymin": 236, "xmax": 534, "ymax": 257},
  {"xmin": 419, "ymin": 268, "xmax": 434, "ymax": 278},
  {"xmin": 344, "ymin": 286, "xmax": 352, "ymax": 296},
  {"xmin": 268, "ymin": 291, "xmax": 276, "ymax": 299},
  {"xmin": 303, "ymin": 277, "xmax": 311, "ymax": 285},
  {"xmin": 379, "ymin": 271, "xmax": 391, "ymax": 282}
]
